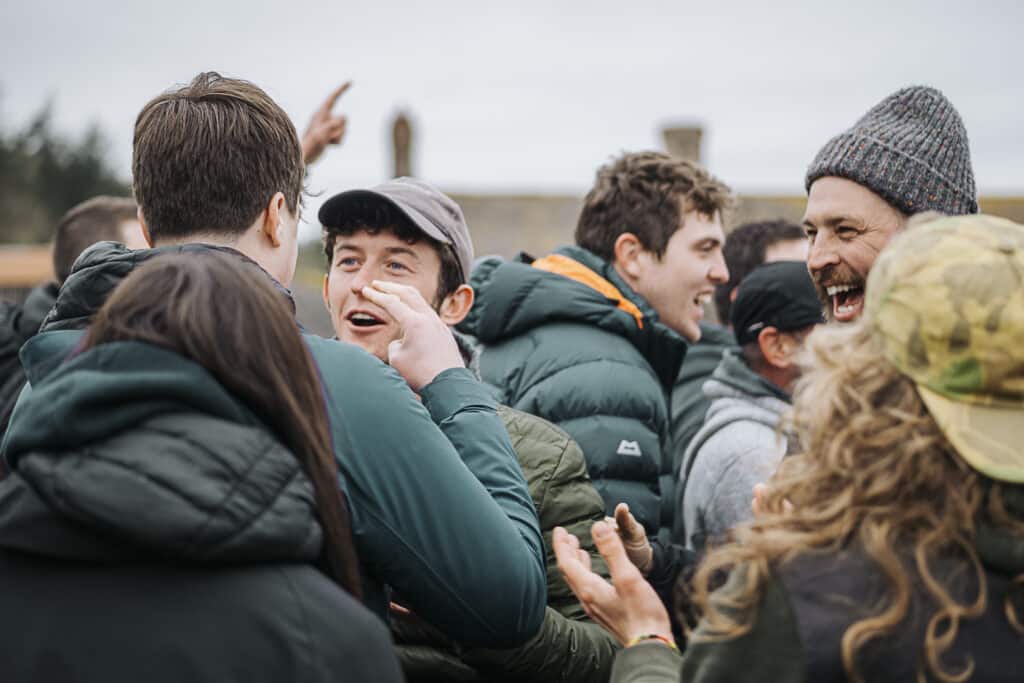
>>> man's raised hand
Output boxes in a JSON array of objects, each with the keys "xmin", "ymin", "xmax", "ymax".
[
  {"xmin": 553, "ymin": 523, "xmax": 673, "ymax": 646},
  {"xmin": 608, "ymin": 503, "xmax": 653, "ymax": 575},
  {"xmin": 302, "ymin": 82, "xmax": 351, "ymax": 165},
  {"xmin": 360, "ymin": 280, "xmax": 464, "ymax": 391}
]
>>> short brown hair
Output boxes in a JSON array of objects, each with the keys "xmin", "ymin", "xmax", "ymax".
[
  {"xmin": 53, "ymin": 196, "xmax": 138, "ymax": 283},
  {"xmin": 132, "ymin": 72, "xmax": 303, "ymax": 243},
  {"xmin": 575, "ymin": 151, "xmax": 733, "ymax": 262}
]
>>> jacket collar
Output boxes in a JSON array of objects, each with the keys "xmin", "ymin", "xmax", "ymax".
[
  {"xmin": 462, "ymin": 247, "xmax": 687, "ymax": 389},
  {"xmin": 40, "ymin": 241, "xmax": 296, "ymax": 333}
]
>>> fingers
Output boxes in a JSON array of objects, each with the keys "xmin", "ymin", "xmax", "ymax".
[
  {"xmin": 554, "ymin": 528, "xmax": 594, "ymax": 589},
  {"xmin": 591, "ymin": 520, "xmax": 641, "ymax": 581},
  {"xmin": 369, "ymin": 280, "xmax": 435, "ymax": 315},
  {"xmin": 326, "ymin": 117, "xmax": 347, "ymax": 144},
  {"xmin": 613, "ymin": 503, "xmax": 643, "ymax": 540},
  {"xmin": 553, "ymin": 527, "xmax": 586, "ymax": 588},
  {"xmin": 752, "ymin": 483, "xmax": 767, "ymax": 517},
  {"xmin": 558, "ymin": 549, "xmax": 615, "ymax": 609},
  {"xmin": 319, "ymin": 81, "xmax": 352, "ymax": 115},
  {"xmin": 360, "ymin": 283, "xmax": 417, "ymax": 325}
]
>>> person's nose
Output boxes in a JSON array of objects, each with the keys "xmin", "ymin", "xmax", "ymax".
[
  {"xmin": 708, "ymin": 251, "xmax": 729, "ymax": 285},
  {"xmin": 349, "ymin": 265, "xmax": 375, "ymax": 294},
  {"xmin": 807, "ymin": 232, "xmax": 839, "ymax": 274}
]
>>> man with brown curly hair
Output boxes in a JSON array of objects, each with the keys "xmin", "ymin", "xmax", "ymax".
[{"xmin": 459, "ymin": 151, "xmax": 733, "ymax": 539}]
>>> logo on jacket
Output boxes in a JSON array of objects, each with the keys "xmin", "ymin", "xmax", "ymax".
[{"xmin": 616, "ymin": 440, "xmax": 642, "ymax": 457}]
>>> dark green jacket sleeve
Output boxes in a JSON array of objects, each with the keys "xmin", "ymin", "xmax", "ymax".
[
  {"xmin": 306, "ymin": 337, "xmax": 546, "ymax": 647},
  {"xmin": 461, "ymin": 606, "xmax": 620, "ymax": 683},
  {"xmin": 611, "ymin": 642, "xmax": 682, "ymax": 683},
  {"xmin": 395, "ymin": 409, "xmax": 619, "ymax": 682}
]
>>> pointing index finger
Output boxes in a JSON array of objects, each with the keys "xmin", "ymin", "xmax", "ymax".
[{"xmin": 319, "ymin": 81, "xmax": 352, "ymax": 115}]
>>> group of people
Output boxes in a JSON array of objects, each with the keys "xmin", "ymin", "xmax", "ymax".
[{"xmin": 0, "ymin": 71, "xmax": 1020, "ymax": 683}]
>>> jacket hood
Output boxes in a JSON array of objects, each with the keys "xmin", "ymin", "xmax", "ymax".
[
  {"xmin": 458, "ymin": 246, "xmax": 687, "ymax": 388},
  {"xmin": 19, "ymin": 281, "xmax": 59, "ymax": 336},
  {"xmin": 40, "ymin": 241, "xmax": 295, "ymax": 333},
  {"xmin": 699, "ymin": 351, "xmax": 792, "ymax": 441},
  {"xmin": 0, "ymin": 282, "xmax": 58, "ymax": 351},
  {"xmin": 679, "ymin": 351, "xmax": 792, "ymax": 483},
  {"xmin": 705, "ymin": 349, "xmax": 791, "ymax": 406},
  {"xmin": 0, "ymin": 341, "xmax": 321, "ymax": 565}
]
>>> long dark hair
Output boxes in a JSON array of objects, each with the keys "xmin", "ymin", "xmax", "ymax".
[{"xmin": 82, "ymin": 251, "xmax": 362, "ymax": 598}]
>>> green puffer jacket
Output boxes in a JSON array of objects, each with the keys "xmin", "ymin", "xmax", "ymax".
[
  {"xmin": 393, "ymin": 405, "xmax": 620, "ymax": 682},
  {"xmin": 0, "ymin": 341, "xmax": 403, "ymax": 682},
  {"xmin": 7, "ymin": 242, "xmax": 548, "ymax": 648},
  {"xmin": 458, "ymin": 247, "xmax": 687, "ymax": 537}
]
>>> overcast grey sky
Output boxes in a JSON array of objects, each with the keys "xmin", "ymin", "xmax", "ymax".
[{"xmin": 2, "ymin": 0, "xmax": 1021, "ymax": 240}]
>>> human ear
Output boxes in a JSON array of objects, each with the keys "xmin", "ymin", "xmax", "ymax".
[
  {"xmin": 138, "ymin": 209, "xmax": 154, "ymax": 247},
  {"xmin": 757, "ymin": 327, "xmax": 789, "ymax": 368},
  {"xmin": 261, "ymin": 192, "xmax": 287, "ymax": 247},
  {"xmin": 612, "ymin": 233, "xmax": 645, "ymax": 280},
  {"xmin": 322, "ymin": 273, "xmax": 330, "ymax": 312},
  {"xmin": 439, "ymin": 284, "xmax": 474, "ymax": 326}
]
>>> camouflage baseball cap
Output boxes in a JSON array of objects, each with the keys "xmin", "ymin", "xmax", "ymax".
[{"xmin": 866, "ymin": 214, "xmax": 1024, "ymax": 482}]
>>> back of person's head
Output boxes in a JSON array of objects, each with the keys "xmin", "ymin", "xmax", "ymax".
[
  {"xmin": 132, "ymin": 72, "xmax": 304, "ymax": 243},
  {"xmin": 730, "ymin": 260, "xmax": 822, "ymax": 383},
  {"xmin": 82, "ymin": 251, "xmax": 361, "ymax": 597},
  {"xmin": 693, "ymin": 213, "xmax": 1024, "ymax": 682},
  {"xmin": 714, "ymin": 219, "xmax": 808, "ymax": 323},
  {"xmin": 53, "ymin": 196, "xmax": 138, "ymax": 284},
  {"xmin": 575, "ymin": 151, "xmax": 732, "ymax": 263}
]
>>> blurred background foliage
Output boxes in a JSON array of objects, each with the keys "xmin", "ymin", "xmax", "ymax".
[{"xmin": 0, "ymin": 103, "xmax": 130, "ymax": 243}]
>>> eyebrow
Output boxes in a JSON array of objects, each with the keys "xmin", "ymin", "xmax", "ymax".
[
  {"xmin": 334, "ymin": 244, "xmax": 420, "ymax": 260},
  {"xmin": 383, "ymin": 246, "xmax": 420, "ymax": 261},
  {"xmin": 803, "ymin": 214, "xmax": 863, "ymax": 229}
]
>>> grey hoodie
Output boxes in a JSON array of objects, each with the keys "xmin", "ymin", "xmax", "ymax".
[{"xmin": 679, "ymin": 350, "xmax": 791, "ymax": 549}]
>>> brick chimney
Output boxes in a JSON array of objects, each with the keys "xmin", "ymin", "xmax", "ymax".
[
  {"xmin": 392, "ymin": 112, "xmax": 413, "ymax": 178},
  {"xmin": 661, "ymin": 125, "xmax": 703, "ymax": 164}
]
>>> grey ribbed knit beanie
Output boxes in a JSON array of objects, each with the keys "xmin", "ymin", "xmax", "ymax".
[{"xmin": 805, "ymin": 86, "xmax": 977, "ymax": 216}]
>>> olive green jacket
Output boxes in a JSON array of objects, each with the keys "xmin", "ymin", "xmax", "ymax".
[{"xmin": 395, "ymin": 405, "xmax": 620, "ymax": 682}]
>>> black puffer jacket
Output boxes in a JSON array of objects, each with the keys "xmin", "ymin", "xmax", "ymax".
[
  {"xmin": 0, "ymin": 281, "xmax": 57, "ymax": 437},
  {"xmin": 0, "ymin": 340, "xmax": 403, "ymax": 683}
]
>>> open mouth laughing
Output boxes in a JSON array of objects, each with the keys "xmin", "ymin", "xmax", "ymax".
[
  {"xmin": 825, "ymin": 282, "xmax": 865, "ymax": 322},
  {"xmin": 345, "ymin": 310, "xmax": 387, "ymax": 330}
]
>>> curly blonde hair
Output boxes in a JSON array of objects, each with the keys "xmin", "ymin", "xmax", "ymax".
[{"xmin": 690, "ymin": 316, "xmax": 1024, "ymax": 683}]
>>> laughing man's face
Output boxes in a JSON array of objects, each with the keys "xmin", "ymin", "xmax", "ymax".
[
  {"xmin": 323, "ymin": 229, "xmax": 442, "ymax": 361},
  {"xmin": 803, "ymin": 177, "xmax": 907, "ymax": 323}
]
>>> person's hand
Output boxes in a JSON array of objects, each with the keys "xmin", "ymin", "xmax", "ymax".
[
  {"xmin": 553, "ymin": 523, "xmax": 673, "ymax": 646},
  {"xmin": 359, "ymin": 280, "xmax": 464, "ymax": 391},
  {"xmin": 605, "ymin": 503, "xmax": 653, "ymax": 575},
  {"xmin": 302, "ymin": 82, "xmax": 351, "ymax": 165},
  {"xmin": 752, "ymin": 482, "xmax": 794, "ymax": 517}
]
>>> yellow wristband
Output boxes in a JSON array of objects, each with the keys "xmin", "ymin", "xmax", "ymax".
[{"xmin": 625, "ymin": 633, "xmax": 678, "ymax": 651}]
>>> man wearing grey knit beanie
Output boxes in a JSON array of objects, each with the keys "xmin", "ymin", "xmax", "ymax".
[{"xmin": 802, "ymin": 85, "xmax": 978, "ymax": 322}]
